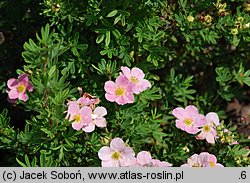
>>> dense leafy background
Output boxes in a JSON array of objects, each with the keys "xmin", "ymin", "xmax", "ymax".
[{"xmin": 0, "ymin": 0, "xmax": 249, "ymax": 167}]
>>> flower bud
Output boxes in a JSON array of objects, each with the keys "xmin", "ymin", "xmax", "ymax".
[
  {"xmin": 187, "ymin": 15, "xmax": 195, "ymax": 22},
  {"xmin": 204, "ymin": 15, "xmax": 213, "ymax": 24},
  {"xmin": 231, "ymin": 28, "xmax": 238, "ymax": 35}
]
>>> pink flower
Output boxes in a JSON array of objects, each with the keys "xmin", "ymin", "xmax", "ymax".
[
  {"xmin": 151, "ymin": 159, "xmax": 172, "ymax": 167},
  {"xmin": 181, "ymin": 152, "xmax": 224, "ymax": 167},
  {"xmin": 104, "ymin": 75, "xmax": 134, "ymax": 105},
  {"xmin": 66, "ymin": 102, "xmax": 92, "ymax": 130},
  {"xmin": 204, "ymin": 153, "xmax": 224, "ymax": 167},
  {"xmin": 7, "ymin": 74, "xmax": 33, "ymax": 102},
  {"xmin": 172, "ymin": 105, "xmax": 206, "ymax": 134},
  {"xmin": 132, "ymin": 151, "xmax": 172, "ymax": 167},
  {"xmin": 196, "ymin": 112, "xmax": 220, "ymax": 144},
  {"xmin": 82, "ymin": 106, "xmax": 107, "ymax": 133},
  {"xmin": 181, "ymin": 154, "xmax": 202, "ymax": 167},
  {"xmin": 136, "ymin": 151, "xmax": 153, "ymax": 166},
  {"xmin": 121, "ymin": 66, "xmax": 151, "ymax": 94},
  {"xmin": 98, "ymin": 138, "xmax": 135, "ymax": 167}
]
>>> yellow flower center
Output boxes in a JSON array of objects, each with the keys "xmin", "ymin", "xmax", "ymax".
[
  {"xmin": 111, "ymin": 152, "xmax": 121, "ymax": 160},
  {"xmin": 130, "ymin": 76, "xmax": 139, "ymax": 83},
  {"xmin": 203, "ymin": 125, "xmax": 211, "ymax": 132},
  {"xmin": 17, "ymin": 84, "xmax": 26, "ymax": 93},
  {"xmin": 184, "ymin": 119, "xmax": 192, "ymax": 126},
  {"xmin": 115, "ymin": 87, "xmax": 125, "ymax": 96},
  {"xmin": 209, "ymin": 162, "xmax": 215, "ymax": 167},
  {"xmin": 74, "ymin": 114, "xmax": 81, "ymax": 122}
]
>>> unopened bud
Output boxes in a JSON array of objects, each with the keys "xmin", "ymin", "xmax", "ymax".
[
  {"xmin": 231, "ymin": 28, "xmax": 238, "ymax": 35},
  {"xmin": 187, "ymin": 15, "xmax": 195, "ymax": 22},
  {"xmin": 204, "ymin": 15, "xmax": 213, "ymax": 23}
]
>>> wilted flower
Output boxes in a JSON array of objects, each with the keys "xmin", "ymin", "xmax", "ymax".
[
  {"xmin": 104, "ymin": 75, "xmax": 134, "ymax": 105},
  {"xmin": 7, "ymin": 74, "xmax": 33, "ymax": 103},
  {"xmin": 77, "ymin": 96, "xmax": 96, "ymax": 107},
  {"xmin": 98, "ymin": 138, "xmax": 135, "ymax": 167}
]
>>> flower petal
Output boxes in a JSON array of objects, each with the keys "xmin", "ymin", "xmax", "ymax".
[
  {"xmin": 95, "ymin": 118, "xmax": 107, "ymax": 127},
  {"xmin": 137, "ymin": 151, "xmax": 152, "ymax": 166},
  {"xmin": 18, "ymin": 74, "xmax": 28, "ymax": 83},
  {"xmin": 105, "ymin": 93, "xmax": 116, "ymax": 102},
  {"xmin": 7, "ymin": 78, "xmax": 18, "ymax": 89},
  {"xmin": 104, "ymin": 81, "xmax": 116, "ymax": 94},
  {"xmin": 98, "ymin": 146, "xmax": 113, "ymax": 161},
  {"xmin": 131, "ymin": 68, "xmax": 145, "ymax": 80},
  {"xmin": 185, "ymin": 105, "xmax": 199, "ymax": 116},
  {"xmin": 115, "ymin": 96, "xmax": 128, "ymax": 105},
  {"xmin": 110, "ymin": 138, "xmax": 126, "ymax": 151},
  {"xmin": 172, "ymin": 107, "xmax": 187, "ymax": 120},
  {"xmin": 206, "ymin": 112, "xmax": 220, "ymax": 126},
  {"xmin": 82, "ymin": 122, "xmax": 95, "ymax": 133},
  {"xmin": 72, "ymin": 122, "xmax": 84, "ymax": 130},
  {"xmin": 121, "ymin": 66, "xmax": 131, "ymax": 79},
  {"xmin": 101, "ymin": 160, "xmax": 119, "ymax": 167},
  {"xmin": 8, "ymin": 89, "xmax": 19, "ymax": 99},
  {"xmin": 19, "ymin": 93, "xmax": 28, "ymax": 101},
  {"xmin": 94, "ymin": 106, "xmax": 107, "ymax": 116},
  {"xmin": 115, "ymin": 74, "xmax": 129, "ymax": 85}
]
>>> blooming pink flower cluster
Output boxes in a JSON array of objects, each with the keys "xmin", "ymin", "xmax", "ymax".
[
  {"xmin": 98, "ymin": 137, "xmax": 172, "ymax": 167},
  {"xmin": 172, "ymin": 105, "xmax": 221, "ymax": 144},
  {"xmin": 104, "ymin": 66, "xmax": 151, "ymax": 105},
  {"xmin": 66, "ymin": 93, "xmax": 107, "ymax": 132},
  {"xmin": 181, "ymin": 152, "xmax": 224, "ymax": 167},
  {"xmin": 6, "ymin": 74, "xmax": 33, "ymax": 103}
]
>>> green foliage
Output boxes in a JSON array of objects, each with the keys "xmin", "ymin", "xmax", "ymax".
[{"xmin": 0, "ymin": 0, "xmax": 249, "ymax": 167}]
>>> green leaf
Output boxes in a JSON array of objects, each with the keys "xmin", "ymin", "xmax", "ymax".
[
  {"xmin": 48, "ymin": 65, "xmax": 57, "ymax": 79},
  {"xmin": 243, "ymin": 77, "xmax": 250, "ymax": 87},
  {"xmin": 24, "ymin": 155, "xmax": 31, "ymax": 167},
  {"xmin": 96, "ymin": 34, "xmax": 105, "ymax": 44},
  {"xmin": 107, "ymin": 10, "xmax": 118, "ymax": 17},
  {"xmin": 105, "ymin": 31, "xmax": 111, "ymax": 47},
  {"xmin": 40, "ymin": 151, "xmax": 46, "ymax": 167},
  {"xmin": 16, "ymin": 158, "xmax": 27, "ymax": 167}
]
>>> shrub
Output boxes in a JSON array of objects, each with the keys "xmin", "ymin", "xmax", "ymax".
[{"xmin": 0, "ymin": 0, "xmax": 249, "ymax": 167}]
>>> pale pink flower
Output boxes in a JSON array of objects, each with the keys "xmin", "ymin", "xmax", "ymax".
[
  {"xmin": 203, "ymin": 153, "xmax": 224, "ymax": 167},
  {"xmin": 104, "ymin": 75, "xmax": 134, "ymax": 105},
  {"xmin": 172, "ymin": 105, "xmax": 206, "ymax": 134},
  {"xmin": 132, "ymin": 151, "xmax": 172, "ymax": 167},
  {"xmin": 151, "ymin": 159, "xmax": 172, "ymax": 167},
  {"xmin": 82, "ymin": 106, "xmax": 107, "ymax": 133},
  {"xmin": 196, "ymin": 112, "xmax": 220, "ymax": 144},
  {"xmin": 136, "ymin": 151, "xmax": 152, "ymax": 166},
  {"xmin": 121, "ymin": 66, "xmax": 151, "ymax": 94},
  {"xmin": 98, "ymin": 138, "xmax": 135, "ymax": 167},
  {"xmin": 205, "ymin": 112, "xmax": 220, "ymax": 126},
  {"xmin": 181, "ymin": 152, "xmax": 224, "ymax": 167},
  {"xmin": 181, "ymin": 154, "xmax": 202, "ymax": 167},
  {"xmin": 66, "ymin": 102, "xmax": 92, "ymax": 130},
  {"xmin": 7, "ymin": 74, "xmax": 33, "ymax": 103}
]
